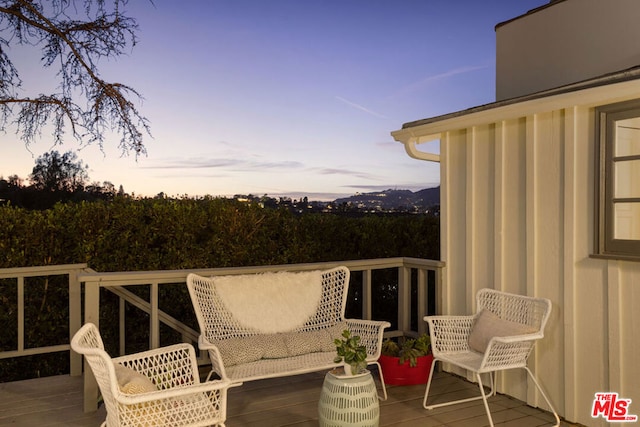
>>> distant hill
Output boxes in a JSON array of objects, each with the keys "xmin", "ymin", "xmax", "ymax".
[{"xmin": 333, "ymin": 187, "xmax": 439, "ymax": 210}]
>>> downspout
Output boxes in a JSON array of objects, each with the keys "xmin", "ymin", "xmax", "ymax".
[
  {"xmin": 392, "ymin": 130, "xmax": 441, "ymax": 163},
  {"xmin": 403, "ymin": 139, "xmax": 440, "ymax": 162}
]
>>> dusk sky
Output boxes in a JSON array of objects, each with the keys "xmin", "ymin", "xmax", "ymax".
[{"xmin": 1, "ymin": 0, "xmax": 546, "ymax": 201}]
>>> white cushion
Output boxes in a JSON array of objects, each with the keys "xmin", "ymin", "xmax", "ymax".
[
  {"xmin": 468, "ymin": 309, "xmax": 537, "ymax": 353},
  {"xmin": 113, "ymin": 363, "xmax": 157, "ymax": 394}
]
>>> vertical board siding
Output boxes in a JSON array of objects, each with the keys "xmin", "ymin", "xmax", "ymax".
[
  {"xmin": 531, "ymin": 110, "xmax": 565, "ymax": 414},
  {"xmin": 439, "ymin": 101, "xmax": 640, "ymax": 425},
  {"xmin": 465, "ymin": 127, "xmax": 475, "ymax": 314},
  {"xmin": 562, "ymin": 106, "xmax": 579, "ymax": 422},
  {"xmin": 442, "ymin": 130, "xmax": 468, "ymax": 316},
  {"xmin": 495, "ymin": 118, "xmax": 529, "ymax": 401},
  {"xmin": 441, "ymin": 129, "xmax": 472, "ymax": 380},
  {"xmin": 495, "ymin": 118, "xmax": 528, "ymax": 297},
  {"xmin": 614, "ymin": 264, "xmax": 640, "ymax": 409},
  {"xmin": 565, "ymin": 106, "xmax": 609, "ymax": 425},
  {"xmin": 467, "ymin": 125, "xmax": 496, "ymax": 308}
]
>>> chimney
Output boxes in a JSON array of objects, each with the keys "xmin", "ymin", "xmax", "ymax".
[{"xmin": 495, "ymin": 0, "xmax": 640, "ymax": 100}]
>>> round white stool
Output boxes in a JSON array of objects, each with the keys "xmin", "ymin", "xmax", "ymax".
[{"xmin": 318, "ymin": 370, "xmax": 379, "ymax": 427}]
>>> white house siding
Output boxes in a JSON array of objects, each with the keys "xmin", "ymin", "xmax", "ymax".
[{"xmin": 396, "ymin": 84, "xmax": 640, "ymax": 426}]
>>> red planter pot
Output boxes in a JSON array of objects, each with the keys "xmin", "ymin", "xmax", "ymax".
[{"xmin": 379, "ymin": 354, "xmax": 434, "ymax": 386}]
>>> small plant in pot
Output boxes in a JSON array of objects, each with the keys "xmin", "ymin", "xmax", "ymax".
[
  {"xmin": 333, "ymin": 329, "xmax": 367, "ymax": 376},
  {"xmin": 379, "ymin": 333, "xmax": 433, "ymax": 385}
]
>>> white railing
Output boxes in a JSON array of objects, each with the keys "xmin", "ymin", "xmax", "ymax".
[
  {"xmin": 0, "ymin": 258, "xmax": 445, "ymax": 412},
  {"xmin": 0, "ymin": 264, "xmax": 89, "ymax": 377}
]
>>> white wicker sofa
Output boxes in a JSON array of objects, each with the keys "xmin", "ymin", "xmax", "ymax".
[{"xmin": 186, "ymin": 266, "xmax": 390, "ymax": 398}]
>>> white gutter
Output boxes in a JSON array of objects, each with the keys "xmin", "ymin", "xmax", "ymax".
[{"xmin": 402, "ymin": 138, "xmax": 440, "ymax": 162}]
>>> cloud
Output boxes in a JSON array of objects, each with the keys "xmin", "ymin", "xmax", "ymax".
[
  {"xmin": 314, "ymin": 167, "xmax": 381, "ymax": 181},
  {"xmin": 140, "ymin": 158, "xmax": 241, "ymax": 169},
  {"xmin": 335, "ymin": 96, "xmax": 388, "ymax": 119},
  {"xmin": 416, "ymin": 65, "xmax": 488, "ymax": 85},
  {"xmin": 375, "ymin": 141, "xmax": 402, "ymax": 151},
  {"xmin": 393, "ymin": 64, "xmax": 489, "ymax": 98},
  {"xmin": 140, "ymin": 157, "xmax": 304, "ymax": 171},
  {"xmin": 254, "ymin": 160, "xmax": 303, "ymax": 169}
]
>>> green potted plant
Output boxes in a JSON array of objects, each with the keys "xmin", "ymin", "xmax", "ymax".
[
  {"xmin": 333, "ymin": 329, "xmax": 367, "ymax": 376},
  {"xmin": 379, "ymin": 333, "xmax": 433, "ymax": 385}
]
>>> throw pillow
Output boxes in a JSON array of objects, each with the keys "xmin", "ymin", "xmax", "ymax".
[
  {"xmin": 216, "ymin": 336, "xmax": 266, "ymax": 366},
  {"xmin": 322, "ymin": 322, "xmax": 349, "ymax": 352},
  {"xmin": 283, "ymin": 331, "xmax": 324, "ymax": 356},
  {"xmin": 113, "ymin": 363, "xmax": 157, "ymax": 394},
  {"xmin": 260, "ymin": 334, "xmax": 288, "ymax": 359},
  {"xmin": 468, "ymin": 309, "xmax": 537, "ymax": 353}
]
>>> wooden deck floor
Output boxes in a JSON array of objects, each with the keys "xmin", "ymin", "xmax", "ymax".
[{"xmin": 0, "ymin": 371, "xmax": 581, "ymax": 427}]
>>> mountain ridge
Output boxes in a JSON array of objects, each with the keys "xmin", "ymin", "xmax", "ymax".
[{"xmin": 333, "ymin": 186, "xmax": 439, "ymax": 210}]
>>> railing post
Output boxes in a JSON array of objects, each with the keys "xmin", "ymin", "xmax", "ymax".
[
  {"xmin": 150, "ymin": 282, "xmax": 159, "ymax": 349},
  {"xmin": 17, "ymin": 276, "xmax": 24, "ymax": 354},
  {"xmin": 417, "ymin": 268, "xmax": 428, "ymax": 336},
  {"xmin": 397, "ymin": 266, "xmax": 411, "ymax": 334},
  {"xmin": 362, "ymin": 269, "xmax": 372, "ymax": 320},
  {"xmin": 119, "ymin": 296, "xmax": 126, "ymax": 356},
  {"xmin": 83, "ymin": 279, "xmax": 100, "ymax": 413},
  {"xmin": 435, "ymin": 264, "xmax": 443, "ymax": 315},
  {"xmin": 69, "ymin": 270, "xmax": 82, "ymax": 376}
]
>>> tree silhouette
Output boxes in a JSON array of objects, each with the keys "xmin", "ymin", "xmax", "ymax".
[
  {"xmin": 0, "ymin": 0, "xmax": 150, "ymax": 155},
  {"xmin": 29, "ymin": 150, "xmax": 88, "ymax": 192}
]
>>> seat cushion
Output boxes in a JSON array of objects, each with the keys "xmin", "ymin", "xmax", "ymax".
[
  {"xmin": 283, "ymin": 322, "xmax": 347, "ymax": 356},
  {"xmin": 468, "ymin": 309, "xmax": 537, "ymax": 353},
  {"xmin": 217, "ymin": 335, "xmax": 281, "ymax": 366}
]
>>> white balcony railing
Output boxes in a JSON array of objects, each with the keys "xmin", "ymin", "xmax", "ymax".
[
  {"xmin": 0, "ymin": 263, "xmax": 89, "ymax": 377},
  {"xmin": 0, "ymin": 257, "xmax": 445, "ymax": 412}
]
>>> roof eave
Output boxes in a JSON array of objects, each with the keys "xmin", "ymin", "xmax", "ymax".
[{"xmin": 392, "ymin": 66, "xmax": 640, "ymax": 149}]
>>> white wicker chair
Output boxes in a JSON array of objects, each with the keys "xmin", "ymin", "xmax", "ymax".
[
  {"xmin": 423, "ymin": 289, "xmax": 560, "ymax": 427},
  {"xmin": 186, "ymin": 266, "xmax": 390, "ymax": 399},
  {"xmin": 71, "ymin": 323, "xmax": 231, "ymax": 427}
]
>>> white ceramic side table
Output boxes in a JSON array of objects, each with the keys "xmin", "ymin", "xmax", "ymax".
[{"xmin": 318, "ymin": 369, "xmax": 379, "ymax": 427}]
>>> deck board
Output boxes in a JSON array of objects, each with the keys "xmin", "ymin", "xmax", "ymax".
[{"xmin": 0, "ymin": 371, "xmax": 581, "ymax": 426}]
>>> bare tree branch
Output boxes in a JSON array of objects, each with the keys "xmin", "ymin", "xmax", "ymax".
[{"xmin": 0, "ymin": 0, "xmax": 150, "ymax": 155}]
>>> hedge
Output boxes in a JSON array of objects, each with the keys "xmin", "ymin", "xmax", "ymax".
[{"xmin": 0, "ymin": 197, "xmax": 439, "ymax": 380}]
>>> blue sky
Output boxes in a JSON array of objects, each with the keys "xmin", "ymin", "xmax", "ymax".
[{"xmin": 1, "ymin": 0, "xmax": 545, "ymax": 200}]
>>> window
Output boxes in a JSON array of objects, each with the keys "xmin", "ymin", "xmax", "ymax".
[{"xmin": 595, "ymin": 100, "xmax": 640, "ymax": 259}]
